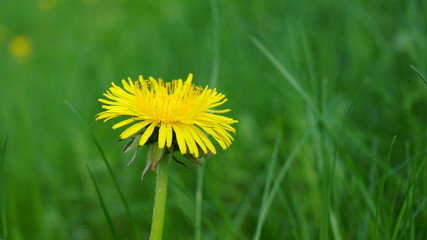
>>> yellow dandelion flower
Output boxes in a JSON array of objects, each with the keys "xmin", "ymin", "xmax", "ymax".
[
  {"xmin": 8, "ymin": 35, "xmax": 32, "ymax": 62},
  {"xmin": 96, "ymin": 73, "xmax": 238, "ymax": 161},
  {"xmin": 37, "ymin": 0, "xmax": 58, "ymax": 11}
]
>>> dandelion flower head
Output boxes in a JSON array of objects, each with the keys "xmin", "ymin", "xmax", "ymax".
[
  {"xmin": 8, "ymin": 35, "xmax": 32, "ymax": 62},
  {"xmin": 96, "ymin": 74, "xmax": 238, "ymax": 158}
]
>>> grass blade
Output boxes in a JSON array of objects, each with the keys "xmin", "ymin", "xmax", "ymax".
[
  {"xmin": 390, "ymin": 145, "xmax": 427, "ymax": 240},
  {"xmin": 87, "ymin": 164, "xmax": 121, "ymax": 240},
  {"xmin": 64, "ymin": 99, "xmax": 90, "ymax": 131},
  {"xmin": 264, "ymin": 135, "xmax": 308, "ymax": 229},
  {"xmin": 330, "ymin": 210, "xmax": 343, "ymax": 240},
  {"xmin": 195, "ymin": 165, "xmax": 204, "ymax": 240},
  {"xmin": 209, "ymin": 0, "xmax": 220, "ymax": 88},
  {"xmin": 253, "ymin": 134, "xmax": 281, "ymax": 240},
  {"xmin": 253, "ymin": 134, "xmax": 308, "ymax": 240},
  {"xmin": 391, "ymin": 195, "xmax": 408, "ymax": 240},
  {"xmin": 391, "ymin": 143, "xmax": 413, "ymax": 240},
  {"xmin": 65, "ymin": 100, "xmax": 142, "ymax": 240},
  {"xmin": 232, "ymin": 173, "xmax": 264, "ymax": 240},
  {"xmin": 410, "ymin": 65, "xmax": 427, "ymax": 86},
  {"xmin": 0, "ymin": 135, "xmax": 8, "ymax": 240},
  {"xmin": 195, "ymin": 1, "xmax": 220, "ymax": 238},
  {"xmin": 250, "ymin": 37, "xmax": 317, "ymax": 114},
  {"xmin": 374, "ymin": 135, "xmax": 397, "ymax": 240}
]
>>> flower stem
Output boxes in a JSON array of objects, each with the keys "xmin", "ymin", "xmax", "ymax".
[{"xmin": 149, "ymin": 154, "xmax": 169, "ymax": 240}]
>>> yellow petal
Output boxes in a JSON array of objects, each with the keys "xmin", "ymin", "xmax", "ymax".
[
  {"xmin": 186, "ymin": 125, "xmax": 208, "ymax": 154},
  {"xmin": 120, "ymin": 120, "xmax": 151, "ymax": 139},
  {"xmin": 209, "ymin": 98, "xmax": 228, "ymax": 108},
  {"xmin": 112, "ymin": 118, "xmax": 134, "ymax": 129},
  {"xmin": 139, "ymin": 123, "xmax": 157, "ymax": 146},
  {"xmin": 98, "ymin": 98, "xmax": 117, "ymax": 105},
  {"xmin": 180, "ymin": 124, "xmax": 198, "ymax": 157},
  {"xmin": 172, "ymin": 124, "xmax": 187, "ymax": 154},
  {"xmin": 192, "ymin": 126, "xmax": 216, "ymax": 154},
  {"xmin": 166, "ymin": 124, "xmax": 173, "ymax": 147},
  {"xmin": 202, "ymin": 127, "xmax": 227, "ymax": 149},
  {"xmin": 158, "ymin": 124, "xmax": 166, "ymax": 148},
  {"xmin": 186, "ymin": 73, "xmax": 193, "ymax": 83},
  {"xmin": 121, "ymin": 78, "xmax": 135, "ymax": 94},
  {"xmin": 213, "ymin": 127, "xmax": 233, "ymax": 145},
  {"xmin": 206, "ymin": 108, "xmax": 231, "ymax": 114}
]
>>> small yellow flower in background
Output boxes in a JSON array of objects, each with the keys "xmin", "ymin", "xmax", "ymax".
[
  {"xmin": 37, "ymin": 0, "xmax": 58, "ymax": 11},
  {"xmin": 96, "ymin": 74, "xmax": 238, "ymax": 176},
  {"xmin": 8, "ymin": 36, "xmax": 32, "ymax": 62}
]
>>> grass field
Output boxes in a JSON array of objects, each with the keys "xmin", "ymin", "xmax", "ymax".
[{"xmin": 1, "ymin": 0, "xmax": 427, "ymax": 239}]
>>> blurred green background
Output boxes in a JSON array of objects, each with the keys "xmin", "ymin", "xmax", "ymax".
[{"xmin": 1, "ymin": 0, "xmax": 427, "ymax": 239}]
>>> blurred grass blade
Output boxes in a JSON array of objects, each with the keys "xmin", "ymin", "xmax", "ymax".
[
  {"xmin": 195, "ymin": 165, "xmax": 204, "ymax": 240},
  {"xmin": 391, "ymin": 143, "xmax": 418, "ymax": 240},
  {"xmin": 1, "ymin": 135, "xmax": 8, "ymax": 240},
  {"xmin": 65, "ymin": 100, "xmax": 142, "ymax": 240},
  {"xmin": 209, "ymin": 0, "xmax": 220, "ymax": 88},
  {"xmin": 301, "ymin": 30, "xmax": 317, "ymax": 90},
  {"xmin": 87, "ymin": 164, "xmax": 121, "ymax": 240},
  {"xmin": 264, "ymin": 135, "xmax": 308, "ymax": 228},
  {"xmin": 253, "ymin": 134, "xmax": 281, "ymax": 240},
  {"xmin": 391, "ymin": 194, "xmax": 408, "ymax": 240},
  {"xmin": 374, "ymin": 135, "xmax": 397, "ymax": 240},
  {"xmin": 263, "ymin": 134, "xmax": 282, "ymax": 204},
  {"xmin": 330, "ymin": 210, "xmax": 343, "ymax": 240},
  {"xmin": 253, "ymin": 134, "xmax": 308, "ymax": 240},
  {"xmin": 410, "ymin": 65, "xmax": 427, "ymax": 86},
  {"xmin": 232, "ymin": 173, "xmax": 264, "ymax": 239},
  {"xmin": 64, "ymin": 99, "xmax": 90, "ymax": 131},
  {"xmin": 251, "ymin": 37, "xmax": 317, "ymax": 114},
  {"xmin": 195, "ymin": 1, "xmax": 220, "ymax": 238},
  {"xmin": 414, "ymin": 195, "xmax": 427, "ymax": 218},
  {"xmin": 412, "ymin": 154, "xmax": 427, "ymax": 219}
]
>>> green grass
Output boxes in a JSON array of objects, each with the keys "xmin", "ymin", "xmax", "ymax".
[
  {"xmin": 1, "ymin": 0, "xmax": 427, "ymax": 239},
  {"xmin": 86, "ymin": 164, "xmax": 121, "ymax": 240},
  {"xmin": 1, "ymin": 135, "xmax": 9, "ymax": 240}
]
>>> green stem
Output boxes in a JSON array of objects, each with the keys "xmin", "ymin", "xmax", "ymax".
[{"xmin": 149, "ymin": 154, "xmax": 169, "ymax": 240}]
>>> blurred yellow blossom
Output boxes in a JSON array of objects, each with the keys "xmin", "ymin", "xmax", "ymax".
[
  {"xmin": 37, "ymin": 0, "xmax": 58, "ymax": 11},
  {"xmin": 8, "ymin": 36, "xmax": 32, "ymax": 62}
]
